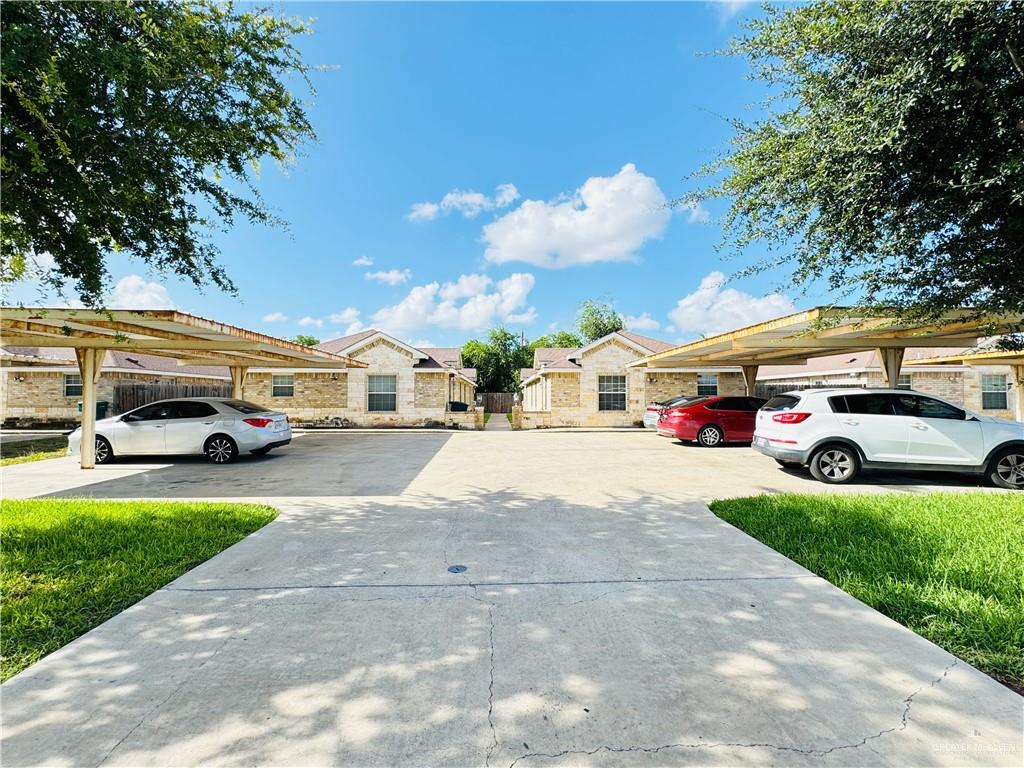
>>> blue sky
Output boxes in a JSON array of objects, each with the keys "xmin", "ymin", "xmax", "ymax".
[{"xmin": 13, "ymin": 1, "xmax": 830, "ymax": 347}]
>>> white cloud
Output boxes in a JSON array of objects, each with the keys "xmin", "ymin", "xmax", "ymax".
[
  {"xmin": 107, "ymin": 275, "xmax": 174, "ymax": 309},
  {"xmin": 262, "ymin": 311, "xmax": 288, "ymax": 322},
  {"xmin": 343, "ymin": 320, "xmax": 367, "ymax": 336},
  {"xmin": 681, "ymin": 201, "xmax": 710, "ymax": 224},
  {"xmin": 624, "ymin": 312, "xmax": 660, "ymax": 331},
  {"xmin": 407, "ymin": 183, "xmax": 520, "ymax": 221},
  {"xmin": 370, "ymin": 273, "xmax": 536, "ymax": 336},
  {"xmin": 668, "ymin": 272, "xmax": 796, "ymax": 337},
  {"xmin": 365, "ymin": 269, "xmax": 411, "ymax": 286},
  {"xmin": 298, "ymin": 316, "xmax": 324, "ymax": 328},
  {"xmin": 711, "ymin": 0, "xmax": 751, "ymax": 22},
  {"xmin": 329, "ymin": 307, "xmax": 360, "ymax": 325},
  {"xmin": 482, "ymin": 163, "xmax": 670, "ymax": 268},
  {"xmin": 352, "ymin": 256, "xmax": 373, "ymax": 267}
]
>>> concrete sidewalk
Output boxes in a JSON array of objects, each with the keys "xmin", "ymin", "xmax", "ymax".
[{"xmin": 1, "ymin": 432, "xmax": 1020, "ymax": 766}]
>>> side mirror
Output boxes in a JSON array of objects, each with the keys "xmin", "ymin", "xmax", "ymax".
[{"xmin": 122, "ymin": 413, "xmax": 142, "ymax": 422}]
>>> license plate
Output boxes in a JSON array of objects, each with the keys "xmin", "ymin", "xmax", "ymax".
[{"xmin": 274, "ymin": 420, "xmax": 286, "ymax": 432}]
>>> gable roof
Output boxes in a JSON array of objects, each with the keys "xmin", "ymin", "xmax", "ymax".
[
  {"xmin": 1, "ymin": 346, "xmax": 230, "ymax": 378},
  {"xmin": 532, "ymin": 347, "xmax": 581, "ymax": 370},
  {"xmin": 758, "ymin": 347, "xmax": 974, "ymax": 379},
  {"xmin": 315, "ymin": 332, "xmax": 474, "ymax": 384},
  {"xmin": 618, "ymin": 330, "xmax": 674, "ymax": 354}
]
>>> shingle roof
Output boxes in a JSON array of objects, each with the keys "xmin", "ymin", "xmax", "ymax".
[
  {"xmin": 315, "ymin": 330, "xmax": 378, "ymax": 355},
  {"xmin": 617, "ymin": 330, "xmax": 674, "ymax": 353},
  {"xmin": 759, "ymin": 347, "xmax": 974, "ymax": 377},
  {"xmin": 1, "ymin": 346, "xmax": 229, "ymax": 377},
  {"xmin": 532, "ymin": 347, "xmax": 581, "ymax": 369},
  {"xmin": 315, "ymin": 332, "xmax": 472, "ymax": 377}
]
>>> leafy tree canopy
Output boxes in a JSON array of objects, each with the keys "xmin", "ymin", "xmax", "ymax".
[
  {"xmin": 576, "ymin": 299, "xmax": 624, "ymax": 343},
  {"xmin": 531, "ymin": 330, "xmax": 583, "ymax": 348},
  {"xmin": 461, "ymin": 328, "xmax": 532, "ymax": 393},
  {"xmin": 292, "ymin": 334, "xmax": 319, "ymax": 346},
  {"xmin": 692, "ymin": 0, "xmax": 1024, "ymax": 325},
  {"xmin": 1, "ymin": 0, "xmax": 316, "ymax": 306}
]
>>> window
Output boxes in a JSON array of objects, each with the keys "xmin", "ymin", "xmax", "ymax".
[
  {"xmin": 171, "ymin": 401, "xmax": 218, "ymax": 419},
  {"xmin": 844, "ymin": 393, "xmax": 896, "ymax": 415},
  {"xmin": 64, "ymin": 374, "xmax": 82, "ymax": 397},
  {"xmin": 368, "ymin": 374, "xmax": 397, "ymax": 412},
  {"xmin": 126, "ymin": 403, "xmax": 174, "ymax": 421},
  {"xmin": 272, "ymin": 374, "xmax": 294, "ymax": 397},
  {"xmin": 896, "ymin": 374, "xmax": 913, "ymax": 390},
  {"xmin": 697, "ymin": 374, "xmax": 718, "ymax": 396},
  {"xmin": 223, "ymin": 399, "xmax": 270, "ymax": 414},
  {"xmin": 981, "ymin": 374, "xmax": 1008, "ymax": 410},
  {"xmin": 764, "ymin": 395, "xmax": 801, "ymax": 412},
  {"xmin": 707, "ymin": 397, "xmax": 743, "ymax": 411},
  {"xmin": 598, "ymin": 375, "xmax": 626, "ymax": 411}
]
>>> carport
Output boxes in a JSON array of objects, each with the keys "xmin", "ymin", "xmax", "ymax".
[
  {"xmin": 907, "ymin": 349, "xmax": 1024, "ymax": 421},
  {"xmin": 0, "ymin": 307, "xmax": 366, "ymax": 468},
  {"xmin": 629, "ymin": 306, "xmax": 1024, "ymax": 396}
]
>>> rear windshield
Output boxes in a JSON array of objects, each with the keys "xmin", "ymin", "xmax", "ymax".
[
  {"xmin": 675, "ymin": 396, "xmax": 712, "ymax": 408},
  {"xmin": 222, "ymin": 399, "xmax": 270, "ymax": 414},
  {"xmin": 761, "ymin": 395, "xmax": 800, "ymax": 412}
]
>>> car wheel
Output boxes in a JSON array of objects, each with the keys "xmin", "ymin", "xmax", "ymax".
[
  {"xmin": 205, "ymin": 435, "xmax": 238, "ymax": 464},
  {"xmin": 94, "ymin": 436, "xmax": 114, "ymax": 464},
  {"xmin": 809, "ymin": 445, "xmax": 859, "ymax": 484},
  {"xmin": 250, "ymin": 446, "xmax": 272, "ymax": 456},
  {"xmin": 697, "ymin": 425, "xmax": 723, "ymax": 447},
  {"xmin": 989, "ymin": 447, "xmax": 1024, "ymax": 490}
]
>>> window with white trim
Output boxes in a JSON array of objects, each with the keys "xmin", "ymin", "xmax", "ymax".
[
  {"xmin": 897, "ymin": 374, "xmax": 913, "ymax": 390},
  {"xmin": 368, "ymin": 374, "xmax": 397, "ymax": 412},
  {"xmin": 64, "ymin": 373, "xmax": 83, "ymax": 397},
  {"xmin": 697, "ymin": 373, "xmax": 718, "ymax": 397},
  {"xmin": 981, "ymin": 374, "xmax": 1008, "ymax": 410},
  {"xmin": 597, "ymin": 375, "xmax": 626, "ymax": 411},
  {"xmin": 271, "ymin": 374, "xmax": 294, "ymax": 397}
]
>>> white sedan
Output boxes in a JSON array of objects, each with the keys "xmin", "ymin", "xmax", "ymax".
[{"xmin": 68, "ymin": 398, "xmax": 291, "ymax": 464}]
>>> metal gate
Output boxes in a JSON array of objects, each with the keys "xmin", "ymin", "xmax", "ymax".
[{"xmin": 112, "ymin": 381, "xmax": 232, "ymax": 414}]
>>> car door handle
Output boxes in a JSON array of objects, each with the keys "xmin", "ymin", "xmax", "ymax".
[
  {"xmin": 202, "ymin": 421, "xmax": 214, "ymax": 424},
  {"xmin": 842, "ymin": 419, "xmax": 859, "ymax": 426},
  {"xmin": 153, "ymin": 425, "xmax": 164, "ymax": 429}
]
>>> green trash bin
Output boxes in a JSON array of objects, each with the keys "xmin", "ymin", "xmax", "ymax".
[{"xmin": 77, "ymin": 401, "xmax": 110, "ymax": 418}]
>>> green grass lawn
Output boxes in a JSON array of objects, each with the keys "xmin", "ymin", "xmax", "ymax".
[
  {"xmin": 710, "ymin": 493, "xmax": 1024, "ymax": 691},
  {"xmin": 0, "ymin": 499, "xmax": 277, "ymax": 681},
  {"xmin": 484, "ymin": 412, "xmax": 491, "ymax": 425},
  {"xmin": 1, "ymin": 436, "xmax": 68, "ymax": 466}
]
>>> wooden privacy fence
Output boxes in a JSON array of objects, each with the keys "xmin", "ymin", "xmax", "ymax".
[
  {"xmin": 478, "ymin": 392, "xmax": 515, "ymax": 413},
  {"xmin": 112, "ymin": 382, "xmax": 232, "ymax": 414}
]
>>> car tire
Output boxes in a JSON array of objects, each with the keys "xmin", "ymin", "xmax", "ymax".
[
  {"xmin": 988, "ymin": 447, "xmax": 1024, "ymax": 490},
  {"xmin": 696, "ymin": 425, "xmax": 723, "ymax": 447},
  {"xmin": 94, "ymin": 435, "xmax": 114, "ymax": 464},
  {"xmin": 205, "ymin": 435, "xmax": 238, "ymax": 464},
  {"xmin": 250, "ymin": 446, "xmax": 272, "ymax": 456},
  {"xmin": 809, "ymin": 444, "xmax": 859, "ymax": 484}
]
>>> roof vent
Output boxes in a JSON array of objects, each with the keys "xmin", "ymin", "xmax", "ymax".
[{"xmin": 126, "ymin": 357, "xmax": 141, "ymax": 365}]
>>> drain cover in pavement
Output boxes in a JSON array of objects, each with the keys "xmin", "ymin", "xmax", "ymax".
[{"xmin": 447, "ymin": 565, "xmax": 467, "ymax": 574}]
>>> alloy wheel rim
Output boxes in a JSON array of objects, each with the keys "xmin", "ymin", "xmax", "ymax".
[
  {"xmin": 996, "ymin": 453, "xmax": 1024, "ymax": 486},
  {"xmin": 209, "ymin": 439, "xmax": 233, "ymax": 462},
  {"xmin": 95, "ymin": 440, "xmax": 108, "ymax": 461},
  {"xmin": 821, "ymin": 450, "xmax": 852, "ymax": 479},
  {"xmin": 701, "ymin": 428, "xmax": 720, "ymax": 445}
]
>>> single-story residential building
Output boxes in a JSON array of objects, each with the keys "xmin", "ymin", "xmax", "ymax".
[
  {"xmin": 516, "ymin": 330, "xmax": 746, "ymax": 428},
  {"xmin": 2, "ymin": 330, "xmax": 481, "ymax": 429},
  {"xmin": 1, "ymin": 346, "xmax": 230, "ymax": 427},
  {"xmin": 757, "ymin": 348, "xmax": 1018, "ymax": 422},
  {"xmin": 240, "ymin": 330, "xmax": 480, "ymax": 428}
]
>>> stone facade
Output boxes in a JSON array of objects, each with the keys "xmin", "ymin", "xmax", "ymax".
[{"xmin": 519, "ymin": 335, "xmax": 746, "ymax": 429}]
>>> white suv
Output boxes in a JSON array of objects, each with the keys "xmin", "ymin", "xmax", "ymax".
[{"xmin": 752, "ymin": 388, "xmax": 1024, "ymax": 489}]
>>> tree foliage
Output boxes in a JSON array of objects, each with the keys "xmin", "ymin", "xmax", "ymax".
[
  {"xmin": 461, "ymin": 328, "xmax": 532, "ymax": 393},
  {"xmin": 532, "ymin": 330, "xmax": 583, "ymax": 348},
  {"xmin": 1, "ymin": 1, "xmax": 316, "ymax": 306},
  {"xmin": 693, "ymin": 0, "xmax": 1024, "ymax": 323},
  {"xmin": 292, "ymin": 334, "xmax": 319, "ymax": 347},
  {"xmin": 576, "ymin": 299, "xmax": 624, "ymax": 342}
]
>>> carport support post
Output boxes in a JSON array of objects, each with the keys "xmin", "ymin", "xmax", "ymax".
[
  {"xmin": 75, "ymin": 348, "xmax": 104, "ymax": 469},
  {"xmin": 877, "ymin": 347, "xmax": 905, "ymax": 387},
  {"xmin": 229, "ymin": 365, "xmax": 248, "ymax": 400},
  {"xmin": 741, "ymin": 365, "xmax": 759, "ymax": 396},
  {"xmin": 1013, "ymin": 364, "xmax": 1024, "ymax": 423}
]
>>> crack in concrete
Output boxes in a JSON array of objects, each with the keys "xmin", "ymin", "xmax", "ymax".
[{"xmin": 505, "ymin": 660, "xmax": 959, "ymax": 767}]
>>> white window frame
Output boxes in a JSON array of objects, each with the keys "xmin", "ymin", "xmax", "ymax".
[
  {"xmin": 981, "ymin": 374, "xmax": 1008, "ymax": 410},
  {"xmin": 896, "ymin": 374, "xmax": 913, "ymax": 390},
  {"xmin": 271, "ymin": 374, "xmax": 294, "ymax": 397},
  {"xmin": 63, "ymin": 373, "xmax": 83, "ymax": 397},
  {"xmin": 697, "ymin": 373, "xmax": 718, "ymax": 397},
  {"xmin": 367, "ymin": 374, "xmax": 398, "ymax": 412},
  {"xmin": 597, "ymin": 374, "xmax": 627, "ymax": 411}
]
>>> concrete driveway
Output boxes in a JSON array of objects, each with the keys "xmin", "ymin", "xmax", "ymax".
[{"xmin": 2, "ymin": 431, "xmax": 1020, "ymax": 766}]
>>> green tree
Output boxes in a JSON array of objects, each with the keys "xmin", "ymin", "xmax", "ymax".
[
  {"xmin": 1, "ymin": 1, "xmax": 316, "ymax": 306},
  {"xmin": 531, "ymin": 330, "xmax": 583, "ymax": 348},
  {"xmin": 292, "ymin": 334, "xmax": 320, "ymax": 347},
  {"xmin": 576, "ymin": 299, "xmax": 624, "ymax": 343},
  {"xmin": 690, "ymin": 0, "xmax": 1024, "ymax": 324},
  {"xmin": 461, "ymin": 327, "xmax": 533, "ymax": 393}
]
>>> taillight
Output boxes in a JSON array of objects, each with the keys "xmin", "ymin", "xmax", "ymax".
[
  {"xmin": 243, "ymin": 417, "xmax": 273, "ymax": 428},
  {"xmin": 772, "ymin": 412, "xmax": 811, "ymax": 424}
]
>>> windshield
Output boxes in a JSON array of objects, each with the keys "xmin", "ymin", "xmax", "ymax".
[{"xmin": 222, "ymin": 399, "xmax": 271, "ymax": 414}]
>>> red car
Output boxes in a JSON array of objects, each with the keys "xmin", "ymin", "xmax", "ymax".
[{"xmin": 657, "ymin": 395, "xmax": 767, "ymax": 446}]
